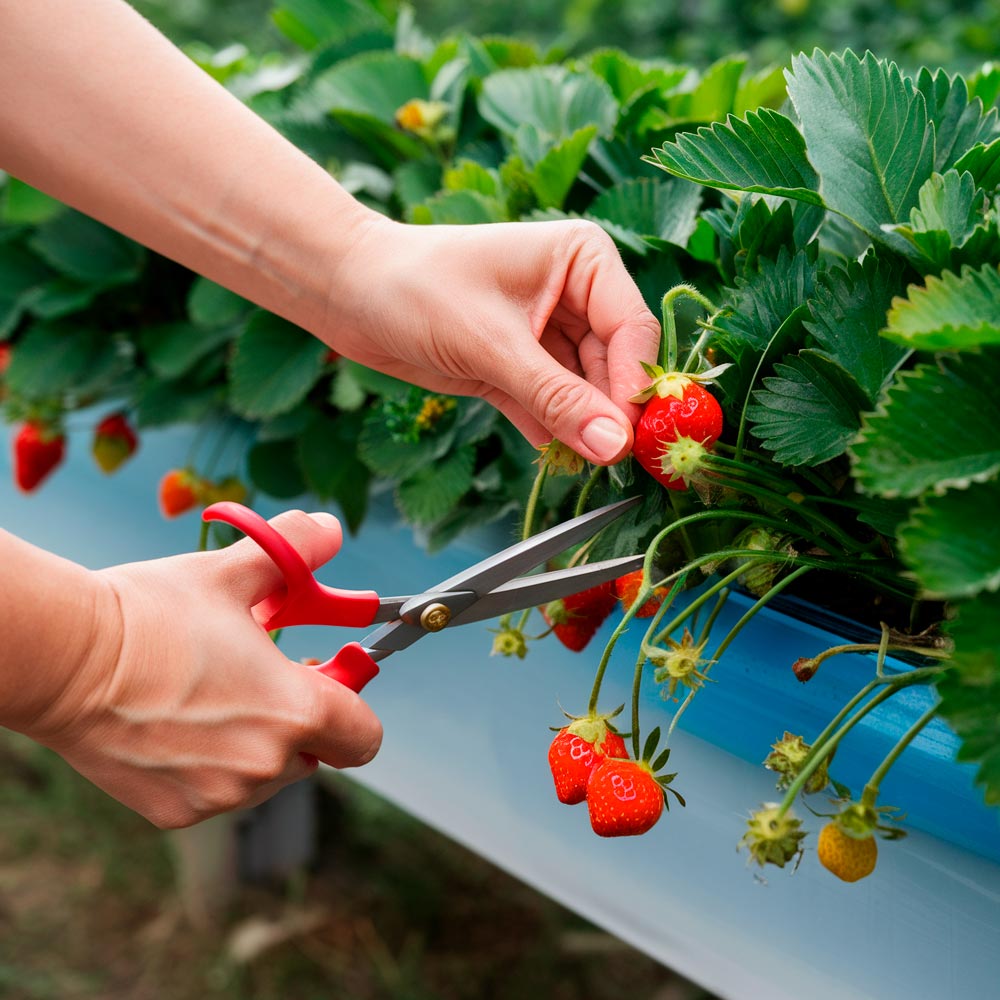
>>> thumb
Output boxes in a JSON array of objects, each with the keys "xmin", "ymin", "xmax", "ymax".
[{"xmin": 498, "ymin": 338, "xmax": 634, "ymax": 464}]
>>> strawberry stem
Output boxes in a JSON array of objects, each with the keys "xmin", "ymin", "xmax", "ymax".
[
  {"xmin": 659, "ymin": 284, "xmax": 718, "ymax": 373},
  {"xmin": 864, "ymin": 702, "xmax": 939, "ymax": 802},
  {"xmin": 574, "ymin": 464, "xmax": 603, "ymax": 519}
]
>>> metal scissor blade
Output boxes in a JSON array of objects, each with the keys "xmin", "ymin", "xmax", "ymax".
[
  {"xmin": 420, "ymin": 496, "xmax": 642, "ymax": 603},
  {"xmin": 446, "ymin": 553, "xmax": 646, "ymax": 626}
]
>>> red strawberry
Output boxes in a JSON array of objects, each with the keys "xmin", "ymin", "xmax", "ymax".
[
  {"xmin": 548, "ymin": 721, "xmax": 628, "ymax": 805},
  {"xmin": 630, "ymin": 369, "xmax": 723, "ymax": 491},
  {"xmin": 158, "ymin": 469, "xmax": 202, "ymax": 518},
  {"xmin": 0, "ymin": 341, "xmax": 11, "ymax": 375},
  {"xmin": 615, "ymin": 569, "xmax": 669, "ymax": 618},
  {"xmin": 542, "ymin": 580, "xmax": 617, "ymax": 652},
  {"xmin": 587, "ymin": 757, "xmax": 665, "ymax": 837},
  {"xmin": 92, "ymin": 412, "xmax": 138, "ymax": 474},
  {"xmin": 13, "ymin": 420, "xmax": 65, "ymax": 493}
]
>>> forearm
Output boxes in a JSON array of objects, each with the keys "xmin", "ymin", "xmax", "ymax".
[
  {"xmin": 0, "ymin": 0, "xmax": 375, "ymax": 338},
  {"xmin": 0, "ymin": 530, "xmax": 118, "ymax": 741}
]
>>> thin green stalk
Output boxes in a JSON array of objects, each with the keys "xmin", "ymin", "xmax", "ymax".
[
  {"xmin": 863, "ymin": 702, "xmax": 939, "ymax": 805},
  {"xmin": 574, "ymin": 465, "xmax": 604, "ymax": 519},
  {"xmin": 660, "ymin": 284, "xmax": 718, "ymax": 372},
  {"xmin": 776, "ymin": 666, "xmax": 946, "ymax": 817},
  {"xmin": 696, "ymin": 587, "xmax": 730, "ymax": 648}
]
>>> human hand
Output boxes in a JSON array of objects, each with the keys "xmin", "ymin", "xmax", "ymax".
[
  {"xmin": 328, "ymin": 217, "xmax": 662, "ymax": 465},
  {"xmin": 23, "ymin": 511, "xmax": 382, "ymax": 830}
]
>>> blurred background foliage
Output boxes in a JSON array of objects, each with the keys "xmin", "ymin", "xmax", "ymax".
[{"xmin": 133, "ymin": 0, "xmax": 1000, "ymax": 74}]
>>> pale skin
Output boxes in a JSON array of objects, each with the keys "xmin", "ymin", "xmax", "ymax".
[{"xmin": 0, "ymin": 0, "xmax": 661, "ymax": 828}]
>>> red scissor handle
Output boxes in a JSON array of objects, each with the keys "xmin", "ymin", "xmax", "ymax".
[
  {"xmin": 313, "ymin": 642, "xmax": 381, "ymax": 693},
  {"xmin": 203, "ymin": 502, "xmax": 381, "ymax": 632}
]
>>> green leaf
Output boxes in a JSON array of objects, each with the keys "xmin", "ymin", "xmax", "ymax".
[
  {"xmin": 916, "ymin": 68, "xmax": 1000, "ymax": 173},
  {"xmin": 452, "ymin": 398, "xmax": 498, "ymax": 447},
  {"xmin": 937, "ymin": 592, "xmax": 1000, "ymax": 805},
  {"xmin": 0, "ymin": 178, "xmax": 62, "ymax": 225},
  {"xmin": 357, "ymin": 405, "xmax": 456, "ymax": 479},
  {"xmin": 337, "ymin": 360, "xmax": 412, "ymax": 401},
  {"xmin": 747, "ymin": 350, "xmax": 872, "ymax": 466},
  {"xmin": 396, "ymin": 446, "xmax": 476, "ymax": 524},
  {"xmin": 889, "ymin": 170, "xmax": 988, "ymax": 268},
  {"xmin": 0, "ymin": 243, "xmax": 51, "ymax": 336},
  {"xmin": 587, "ymin": 177, "xmax": 702, "ymax": 252},
  {"xmin": 851, "ymin": 349, "xmax": 1000, "ymax": 497},
  {"xmin": 28, "ymin": 209, "xmax": 144, "ymax": 287},
  {"xmin": 5, "ymin": 321, "xmax": 120, "ymax": 400},
  {"xmin": 411, "ymin": 189, "xmax": 507, "ymax": 225},
  {"xmin": 734, "ymin": 63, "xmax": 790, "ymax": 116},
  {"xmin": 443, "ymin": 159, "xmax": 499, "ymax": 197},
  {"xmin": 582, "ymin": 49, "xmax": 687, "ymax": 108},
  {"xmin": 710, "ymin": 247, "xmax": 819, "ymax": 406},
  {"xmin": 786, "ymin": 50, "xmax": 934, "ymax": 243},
  {"xmin": 228, "ymin": 312, "xmax": 329, "ymax": 419},
  {"xmin": 882, "ymin": 263, "xmax": 1000, "ymax": 350},
  {"xmin": 330, "ymin": 363, "xmax": 368, "ymax": 411},
  {"xmin": 298, "ymin": 411, "xmax": 371, "ymax": 531},
  {"xmin": 140, "ymin": 321, "xmax": 237, "ymax": 380},
  {"xmin": 135, "ymin": 378, "xmax": 221, "ymax": 428},
  {"xmin": 644, "ymin": 108, "xmax": 823, "ymax": 206},
  {"xmin": 393, "ymin": 160, "xmax": 443, "ymax": 213},
  {"xmin": 479, "ymin": 67, "xmax": 619, "ymax": 146},
  {"xmin": 529, "ymin": 126, "xmax": 596, "ymax": 209},
  {"xmin": 665, "ymin": 56, "xmax": 746, "ymax": 123},
  {"xmin": 953, "ymin": 138, "xmax": 1000, "ymax": 194},
  {"xmin": 804, "ymin": 253, "xmax": 909, "ymax": 402},
  {"xmin": 247, "ymin": 439, "xmax": 307, "ymax": 498},
  {"xmin": 270, "ymin": 0, "xmax": 391, "ymax": 50},
  {"xmin": 187, "ymin": 277, "xmax": 253, "ymax": 329},
  {"xmin": 23, "ymin": 278, "xmax": 97, "ymax": 319},
  {"xmin": 899, "ymin": 479, "xmax": 1000, "ymax": 598}
]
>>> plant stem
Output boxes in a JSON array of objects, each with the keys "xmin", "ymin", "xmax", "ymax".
[
  {"xmin": 574, "ymin": 465, "xmax": 604, "ymax": 519},
  {"xmin": 863, "ymin": 702, "xmax": 939, "ymax": 805},
  {"xmin": 660, "ymin": 284, "xmax": 718, "ymax": 372},
  {"xmin": 776, "ymin": 666, "xmax": 946, "ymax": 817}
]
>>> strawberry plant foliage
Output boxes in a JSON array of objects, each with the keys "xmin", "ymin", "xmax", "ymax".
[{"xmin": 3, "ymin": 0, "xmax": 1000, "ymax": 838}]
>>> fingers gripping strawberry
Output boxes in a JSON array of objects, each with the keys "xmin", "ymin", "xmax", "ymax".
[
  {"xmin": 629, "ymin": 365, "xmax": 724, "ymax": 491},
  {"xmin": 548, "ymin": 716, "xmax": 628, "ymax": 805}
]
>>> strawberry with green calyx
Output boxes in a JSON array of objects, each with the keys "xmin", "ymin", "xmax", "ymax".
[
  {"xmin": 92, "ymin": 412, "xmax": 139, "ymax": 474},
  {"xmin": 644, "ymin": 627, "xmax": 713, "ymax": 701},
  {"xmin": 629, "ymin": 363, "xmax": 726, "ymax": 491},
  {"xmin": 541, "ymin": 579, "xmax": 617, "ymax": 652},
  {"xmin": 548, "ymin": 709, "xmax": 627, "ymax": 805},
  {"xmin": 13, "ymin": 419, "xmax": 66, "ymax": 493},
  {"xmin": 586, "ymin": 726, "xmax": 684, "ymax": 837},
  {"xmin": 204, "ymin": 475, "xmax": 248, "ymax": 505},
  {"xmin": 615, "ymin": 568, "xmax": 670, "ymax": 618},
  {"xmin": 764, "ymin": 732, "xmax": 831, "ymax": 794},
  {"xmin": 739, "ymin": 803, "xmax": 806, "ymax": 868},
  {"xmin": 817, "ymin": 822, "xmax": 878, "ymax": 883},
  {"xmin": 731, "ymin": 526, "xmax": 796, "ymax": 598},
  {"xmin": 491, "ymin": 626, "xmax": 528, "ymax": 659},
  {"xmin": 158, "ymin": 468, "xmax": 207, "ymax": 519}
]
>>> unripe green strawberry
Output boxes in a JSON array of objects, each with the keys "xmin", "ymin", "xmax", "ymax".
[{"xmin": 92, "ymin": 412, "xmax": 138, "ymax": 474}]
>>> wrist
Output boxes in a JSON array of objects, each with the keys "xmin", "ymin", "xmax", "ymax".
[{"xmin": 0, "ymin": 533, "xmax": 123, "ymax": 747}]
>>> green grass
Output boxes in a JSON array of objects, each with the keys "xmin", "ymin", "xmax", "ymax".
[{"xmin": 0, "ymin": 732, "xmax": 712, "ymax": 1000}]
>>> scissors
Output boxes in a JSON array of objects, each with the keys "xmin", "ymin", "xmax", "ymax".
[{"xmin": 202, "ymin": 497, "xmax": 644, "ymax": 693}]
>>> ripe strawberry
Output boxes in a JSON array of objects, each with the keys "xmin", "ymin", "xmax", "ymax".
[
  {"xmin": 0, "ymin": 341, "xmax": 11, "ymax": 375},
  {"xmin": 541, "ymin": 580, "xmax": 617, "ymax": 652},
  {"xmin": 817, "ymin": 822, "xmax": 878, "ymax": 883},
  {"xmin": 92, "ymin": 412, "xmax": 138, "ymax": 474},
  {"xmin": 587, "ymin": 757, "xmax": 665, "ymax": 837},
  {"xmin": 548, "ymin": 721, "xmax": 628, "ymax": 805},
  {"xmin": 13, "ymin": 420, "xmax": 65, "ymax": 493},
  {"xmin": 629, "ymin": 367, "xmax": 723, "ymax": 491},
  {"xmin": 158, "ymin": 468, "xmax": 202, "ymax": 518},
  {"xmin": 615, "ymin": 569, "xmax": 669, "ymax": 618}
]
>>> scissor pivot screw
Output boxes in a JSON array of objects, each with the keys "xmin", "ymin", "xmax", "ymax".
[{"xmin": 420, "ymin": 603, "xmax": 451, "ymax": 632}]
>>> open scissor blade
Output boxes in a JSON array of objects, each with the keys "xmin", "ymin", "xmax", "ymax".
[
  {"xmin": 421, "ymin": 496, "xmax": 642, "ymax": 602},
  {"xmin": 446, "ymin": 553, "xmax": 646, "ymax": 626}
]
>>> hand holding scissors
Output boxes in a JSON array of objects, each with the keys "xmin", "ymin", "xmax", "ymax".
[{"xmin": 203, "ymin": 498, "xmax": 644, "ymax": 693}]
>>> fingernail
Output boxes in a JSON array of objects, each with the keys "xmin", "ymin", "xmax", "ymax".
[{"xmin": 580, "ymin": 416, "xmax": 629, "ymax": 462}]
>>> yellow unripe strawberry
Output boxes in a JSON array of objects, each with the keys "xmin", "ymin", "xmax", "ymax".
[{"xmin": 817, "ymin": 822, "xmax": 877, "ymax": 882}]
